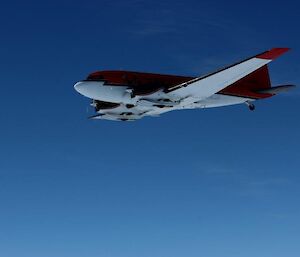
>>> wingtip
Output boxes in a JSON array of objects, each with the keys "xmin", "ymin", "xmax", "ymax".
[{"xmin": 256, "ymin": 48, "xmax": 290, "ymax": 60}]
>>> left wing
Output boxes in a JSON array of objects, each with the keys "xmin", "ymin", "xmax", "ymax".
[{"xmin": 166, "ymin": 48, "xmax": 290, "ymax": 101}]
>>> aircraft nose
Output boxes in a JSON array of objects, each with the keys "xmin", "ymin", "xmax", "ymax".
[
  {"xmin": 74, "ymin": 81, "xmax": 99, "ymax": 99},
  {"xmin": 74, "ymin": 80, "xmax": 133, "ymax": 103},
  {"xmin": 74, "ymin": 81, "xmax": 86, "ymax": 94}
]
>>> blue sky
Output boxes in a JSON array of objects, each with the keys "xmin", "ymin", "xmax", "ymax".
[{"xmin": 0, "ymin": 1, "xmax": 300, "ymax": 256}]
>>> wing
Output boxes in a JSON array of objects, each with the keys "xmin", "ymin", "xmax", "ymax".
[{"xmin": 166, "ymin": 48, "xmax": 290, "ymax": 101}]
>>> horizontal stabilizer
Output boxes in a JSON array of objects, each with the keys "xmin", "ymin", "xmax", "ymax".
[{"xmin": 257, "ymin": 85, "xmax": 296, "ymax": 94}]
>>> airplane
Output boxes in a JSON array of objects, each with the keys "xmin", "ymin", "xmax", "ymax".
[{"xmin": 74, "ymin": 48, "xmax": 295, "ymax": 121}]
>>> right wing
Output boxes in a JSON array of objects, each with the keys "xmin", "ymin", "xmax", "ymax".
[{"xmin": 166, "ymin": 48, "xmax": 290, "ymax": 101}]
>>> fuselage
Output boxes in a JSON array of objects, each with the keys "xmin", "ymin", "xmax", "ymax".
[
  {"xmin": 74, "ymin": 69, "xmax": 272, "ymax": 119},
  {"xmin": 81, "ymin": 70, "xmax": 272, "ymax": 99}
]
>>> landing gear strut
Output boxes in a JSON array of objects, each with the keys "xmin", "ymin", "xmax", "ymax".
[{"xmin": 245, "ymin": 101, "xmax": 255, "ymax": 111}]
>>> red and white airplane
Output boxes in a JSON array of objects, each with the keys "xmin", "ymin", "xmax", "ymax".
[{"xmin": 74, "ymin": 48, "xmax": 294, "ymax": 121}]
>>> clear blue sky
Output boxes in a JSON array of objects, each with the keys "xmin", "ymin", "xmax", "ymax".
[{"xmin": 0, "ymin": 1, "xmax": 300, "ymax": 256}]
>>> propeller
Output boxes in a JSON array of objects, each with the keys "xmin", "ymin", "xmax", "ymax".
[{"xmin": 85, "ymin": 99, "xmax": 97, "ymax": 114}]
